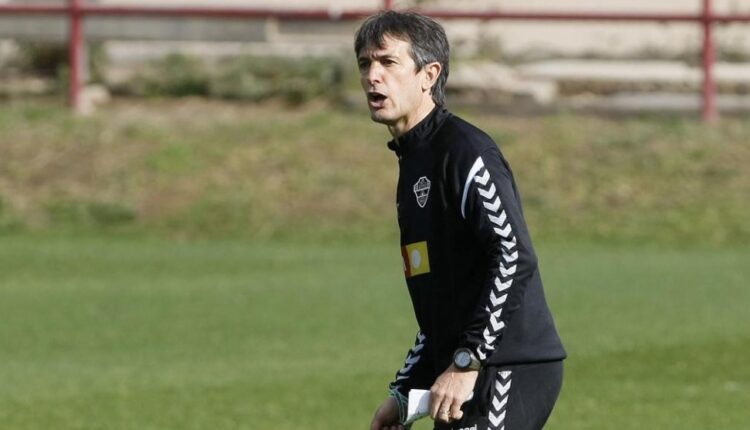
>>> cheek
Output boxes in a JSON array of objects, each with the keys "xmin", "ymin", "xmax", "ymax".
[{"xmin": 405, "ymin": 80, "xmax": 423, "ymax": 104}]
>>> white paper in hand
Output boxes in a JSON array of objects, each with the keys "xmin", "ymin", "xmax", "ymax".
[
  {"xmin": 404, "ymin": 389, "xmax": 474, "ymax": 425},
  {"xmin": 404, "ymin": 389, "xmax": 431, "ymax": 425}
]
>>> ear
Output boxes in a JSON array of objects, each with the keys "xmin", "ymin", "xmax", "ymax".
[{"xmin": 421, "ymin": 62, "xmax": 442, "ymax": 93}]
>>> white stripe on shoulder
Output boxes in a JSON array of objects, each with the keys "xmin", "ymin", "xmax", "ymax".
[{"xmin": 460, "ymin": 156, "xmax": 486, "ymax": 219}]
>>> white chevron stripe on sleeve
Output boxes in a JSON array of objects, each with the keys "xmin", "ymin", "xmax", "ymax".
[
  {"xmin": 483, "ymin": 331, "xmax": 497, "ymax": 345},
  {"xmin": 501, "ymin": 237, "xmax": 517, "ymax": 250},
  {"xmin": 393, "ymin": 332, "xmax": 426, "ymax": 383},
  {"xmin": 478, "ymin": 183, "xmax": 497, "ymax": 200},
  {"xmin": 483, "ymin": 327, "xmax": 494, "ymax": 340},
  {"xmin": 502, "ymin": 250, "xmax": 519, "ymax": 263},
  {"xmin": 488, "ymin": 371, "xmax": 512, "ymax": 430},
  {"xmin": 474, "ymin": 169, "xmax": 490, "ymax": 186},
  {"xmin": 492, "ymin": 395, "xmax": 508, "ymax": 411},
  {"xmin": 500, "ymin": 264, "xmax": 517, "ymax": 278},
  {"xmin": 495, "ymin": 277, "xmax": 512, "ymax": 292},
  {"xmin": 489, "ymin": 290, "xmax": 507, "ymax": 307},
  {"xmin": 404, "ymin": 355, "xmax": 420, "ymax": 365},
  {"xmin": 460, "ymin": 157, "xmax": 486, "ymax": 219},
  {"xmin": 495, "ymin": 380, "xmax": 511, "ymax": 396},
  {"xmin": 489, "ymin": 411, "xmax": 506, "ymax": 428},
  {"xmin": 489, "ymin": 315, "xmax": 505, "ymax": 332},
  {"xmin": 465, "ymin": 155, "xmax": 522, "ymax": 367},
  {"xmin": 488, "ymin": 210, "xmax": 507, "ymax": 227},
  {"xmin": 493, "ymin": 224, "xmax": 512, "ymax": 238},
  {"xmin": 398, "ymin": 363, "xmax": 415, "ymax": 374},
  {"xmin": 483, "ymin": 196, "xmax": 502, "ymax": 212}
]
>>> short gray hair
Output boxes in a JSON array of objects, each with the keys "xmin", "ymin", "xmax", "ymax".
[{"xmin": 354, "ymin": 11, "xmax": 450, "ymax": 106}]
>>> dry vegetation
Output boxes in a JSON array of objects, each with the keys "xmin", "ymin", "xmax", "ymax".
[{"xmin": 1, "ymin": 98, "xmax": 748, "ymax": 245}]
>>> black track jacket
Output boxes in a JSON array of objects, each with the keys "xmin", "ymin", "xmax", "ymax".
[{"xmin": 388, "ymin": 107, "xmax": 566, "ymax": 397}]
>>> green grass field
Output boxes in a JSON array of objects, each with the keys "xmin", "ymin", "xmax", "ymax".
[
  {"xmin": 1, "ymin": 234, "xmax": 748, "ymax": 429},
  {"xmin": 1, "ymin": 98, "xmax": 748, "ymax": 429}
]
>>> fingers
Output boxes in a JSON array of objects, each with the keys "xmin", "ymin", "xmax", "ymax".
[
  {"xmin": 430, "ymin": 384, "xmax": 462, "ymax": 423},
  {"xmin": 440, "ymin": 396, "xmax": 462, "ymax": 423},
  {"xmin": 451, "ymin": 406, "xmax": 464, "ymax": 421},
  {"xmin": 429, "ymin": 382, "xmax": 446, "ymax": 420},
  {"xmin": 450, "ymin": 402, "xmax": 464, "ymax": 421},
  {"xmin": 440, "ymin": 409, "xmax": 453, "ymax": 423},
  {"xmin": 370, "ymin": 417, "xmax": 381, "ymax": 430},
  {"xmin": 371, "ymin": 403, "xmax": 402, "ymax": 430},
  {"xmin": 372, "ymin": 396, "xmax": 405, "ymax": 430},
  {"xmin": 370, "ymin": 409, "xmax": 386, "ymax": 430},
  {"xmin": 372, "ymin": 420, "xmax": 404, "ymax": 430}
]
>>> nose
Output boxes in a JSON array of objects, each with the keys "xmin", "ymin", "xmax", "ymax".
[{"xmin": 366, "ymin": 62, "xmax": 383, "ymax": 85}]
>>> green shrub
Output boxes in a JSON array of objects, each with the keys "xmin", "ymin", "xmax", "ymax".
[
  {"xmin": 209, "ymin": 55, "xmax": 346, "ymax": 104},
  {"xmin": 129, "ymin": 53, "xmax": 211, "ymax": 97},
  {"xmin": 125, "ymin": 54, "xmax": 346, "ymax": 104},
  {"xmin": 11, "ymin": 41, "xmax": 107, "ymax": 85},
  {"xmin": 0, "ymin": 195, "xmax": 23, "ymax": 232},
  {"xmin": 46, "ymin": 200, "xmax": 136, "ymax": 228},
  {"xmin": 13, "ymin": 42, "xmax": 67, "ymax": 77}
]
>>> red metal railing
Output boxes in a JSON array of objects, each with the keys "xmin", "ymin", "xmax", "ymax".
[
  {"xmin": 702, "ymin": 0, "xmax": 717, "ymax": 121},
  {"xmin": 1, "ymin": 0, "xmax": 749, "ymax": 120}
]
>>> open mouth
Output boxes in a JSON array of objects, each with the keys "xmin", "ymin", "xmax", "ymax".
[{"xmin": 368, "ymin": 91, "xmax": 387, "ymax": 108}]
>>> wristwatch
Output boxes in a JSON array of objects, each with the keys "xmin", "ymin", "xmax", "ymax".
[{"xmin": 453, "ymin": 348, "xmax": 481, "ymax": 371}]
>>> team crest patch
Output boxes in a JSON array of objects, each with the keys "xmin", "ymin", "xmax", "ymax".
[{"xmin": 413, "ymin": 176, "xmax": 431, "ymax": 208}]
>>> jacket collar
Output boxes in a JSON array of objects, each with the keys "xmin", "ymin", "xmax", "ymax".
[{"xmin": 387, "ymin": 106, "xmax": 451, "ymax": 156}]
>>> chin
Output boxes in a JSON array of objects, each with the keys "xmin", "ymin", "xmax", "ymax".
[{"xmin": 370, "ymin": 110, "xmax": 396, "ymax": 125}]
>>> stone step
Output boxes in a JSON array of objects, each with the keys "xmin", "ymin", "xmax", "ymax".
[{"xmin": 518, "ymin": 60, "xmax": 750, "ymax": 88}]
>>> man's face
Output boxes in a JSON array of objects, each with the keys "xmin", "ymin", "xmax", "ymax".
[{"xmin": 357, "ymin": 36, "xmax": 431, "ymax": 129}]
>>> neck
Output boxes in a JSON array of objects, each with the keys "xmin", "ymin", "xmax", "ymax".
[{"xmin": 388, "ymin": 98, "xmax": 437, "ymax": 139}]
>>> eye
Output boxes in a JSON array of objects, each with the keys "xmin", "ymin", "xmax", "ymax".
[{"xmin": 357, "ymin": 60, "xmax": 370, "ymax": 71}]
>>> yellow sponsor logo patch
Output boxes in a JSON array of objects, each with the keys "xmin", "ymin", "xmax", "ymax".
[{"xmin": 401, "ymin": 241, "xmax": 430, "ymax": 278}]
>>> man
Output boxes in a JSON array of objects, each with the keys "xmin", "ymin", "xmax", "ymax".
[{"xmin": 355, "ymin": 11, "xmax": 566, "ymax": 430}]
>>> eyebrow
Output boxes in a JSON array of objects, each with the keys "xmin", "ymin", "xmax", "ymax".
[{"xmin": 358, "ymin": 53, "xmax": 397, "ymax": 62}]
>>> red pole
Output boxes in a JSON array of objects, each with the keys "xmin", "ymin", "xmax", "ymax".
[
  {"xmin": 384, "ymin": 0, "xmax": 394, "ymax": 11},
  {"xmin": 68, "ymin": 0, "xmax": 83, "ymax": 111},
  {"xmin": 702, "ymin": 0, "xmax": 718, "ymax": 122}
]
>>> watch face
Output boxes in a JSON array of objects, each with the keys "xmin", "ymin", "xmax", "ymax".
[{"xmin": 455, "ymin": 351, "xmax": 471, "ymax": 368}]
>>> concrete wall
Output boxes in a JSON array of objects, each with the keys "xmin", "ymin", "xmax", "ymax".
[
  {"xmin": 438, "ymin": 0, "xmax": 750, "ymax": 57},
  {"xmin": 0, "ymin": 0, "xmax": 749, "ymax": 57}
]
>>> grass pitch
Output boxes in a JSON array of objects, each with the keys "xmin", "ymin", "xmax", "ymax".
[{"xmin": 0, "ymin": 235, "xmax": 748, "ymax": 429}]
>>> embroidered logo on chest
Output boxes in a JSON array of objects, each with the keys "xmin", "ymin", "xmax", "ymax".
[{"xmin": 413, "ymin": 176, "xmax": 431, "ymax": 208}]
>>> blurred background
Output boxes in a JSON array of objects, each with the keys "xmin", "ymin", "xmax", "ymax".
[{"xmin": 0, "ymin": 1, "xmax": 748, "ymax": 429}]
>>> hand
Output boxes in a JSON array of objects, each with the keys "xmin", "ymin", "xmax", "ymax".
[
  {"xmin": 429, "ymin": 364, "xmax": 479, "ymax": 423},
  {"xmin": 370, "ymin": 396, "xmax": 404, "ymax": 430}
]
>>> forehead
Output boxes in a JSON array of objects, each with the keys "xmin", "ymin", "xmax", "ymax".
[{"xmin": 359, "ymin": 35, "xmax": 413, "ymax": 59}]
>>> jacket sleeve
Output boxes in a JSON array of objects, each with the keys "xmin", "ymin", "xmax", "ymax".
[
  {"xmin": 454, "ymin": 146, "xmax": 538, "ymax": 363},
  {"xmin": 388, "ymin": 331, "xmax": 433, "ymax": 397}
]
